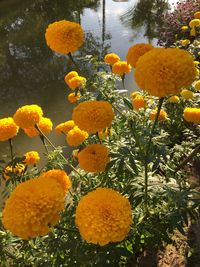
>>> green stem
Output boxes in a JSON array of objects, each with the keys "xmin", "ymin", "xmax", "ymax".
[
  {"xmin": 144, "ymin": 97, "xmax": 164, "ymax": 213},
  {"xmin": 121, "ymin": 74, "xmax": 125, "ymax": 89},
  {"xmin": 68, "ymin": 52, "xmax": 82, "ymax": 74},
  {"xmin": 35, "ymin": 124, "xmax": 84, "ymax": 178},
  {"xmin": 8, "ymin": 138, "xmax": 14, "ymax": 162},
  {"xmin": 39, "ymin": 134, "xmax": 49, "ymax": 155}
]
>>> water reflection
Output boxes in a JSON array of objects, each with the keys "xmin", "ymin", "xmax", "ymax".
[{"xmin": 121, "ymin": 0, "xmax": 169, "ymax": 43}]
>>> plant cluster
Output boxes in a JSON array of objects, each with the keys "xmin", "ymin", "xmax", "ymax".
[{"xmin": 0, "ymin": 13, "xmax": 200, "ymax": 267}]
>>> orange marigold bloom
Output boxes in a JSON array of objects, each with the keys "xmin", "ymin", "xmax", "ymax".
[
  {"xmin": 72, "ymin": 100, "xmax": 114, "ymax": 133},
  {"xmin": 126, "ymin": 43, "xmax": 154, "ymax": 68},
  {"xmin": 180, "ymin": 89, "xmax": 194, "ymax": 100},
  {"xmin": 45, "ymin": 20, "xmax": 84, "ymax": 54},
  {"xmin": 0, "ymin": 117, "xmax": 19, "ymax": 141},
  {"xmin": 13, "ymin": 105, "xmax": 43, "ymax": 129},
  {"xmin": 75, "ymin": 187, "xmax": 132, "ymax": 246},
  {"xmin": 132, "ymin": 95, "xmax": 146, "ymax": 110},
  {"xmin": 23, "ymin": 117, "xmax": 53, "ymax": 138},
  {"xmin": 40, "ymin": 169, "xmax": 71, "ymax": 195},
  {"xmin": 67, "ymin": 93, "xmax": 80, "ymax": 103},
  {"xmin": 24, "ymin": 151, "xmax": 40, "ymax": 165},
  {"xmin": 134, "ymin": 48, "xmax": 196, "ymax": 97},
  {"xmin": 183, "ymin": 107, "xmax": 200, "ymax": 124},
  {"xmin": 55, "ymin": 120, "xmax": 75, "ymax": 135},
  {"xmin": 168, "ymin": 96, "xmax": 180, "ymax": 103},
  {"xmin": 104, "ymin": 53, "xmax": 120, "ymax": 65},
  {"xmin": 3, "ymin": 163, "xmax": 25, "ymax": 181},
  {"xmin": 67, "ymin": 76, "xmax": 86, "ymax": 90},
  {"xmin": 150, "ymin": 109, "xmax": 167, "ymax": 121},
  {"xmin": 64, "ymin": 71, "xmax": 78, "ymax": 86},
  {"xmin": 112, "ymin": 61, "xmax": 131, "ymax": 76},
  {"xmin": 194, "ymin": 11, "xmax": 200, "ymax": 19},
  {"xmin": 66, "ymin": 126, "xmax": 88, "ymax": 147},
  {"xmin": 78, "ymin": 144, "xmax": 109, "ymax": 173},
  {"xmin": 2, "ymin": 176, "xmax": 65, "ymax": 239}
]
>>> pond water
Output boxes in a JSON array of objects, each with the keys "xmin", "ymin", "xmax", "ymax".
[{"xmin": 0, "ymin": 0, "xmax": 176, "ymax": 162}]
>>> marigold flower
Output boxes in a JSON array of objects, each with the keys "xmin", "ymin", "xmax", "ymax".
[
  {"xmin": 78, "ymin": 144, "xmax": 109, "ymax": 173},
  {"xmin": 64, "ymin": 71, "xmax": 79, "ymax": 86},
  {"xmin": 72, "ymin": 100, "xmax": 114, "ymax": 133},
  {"xmin": 40, "ymin": 169, "xmax": 71, "ymax": 195},
  {"xmin": 194, "ymin": 61, "xmax": 199, "ymax": 66},
  {"xmin": 112, "ymin": 61, "xmax": 131, "ymax": 76},
  {"xmin": 132, "ymin": 95, "xmax": 146, "ymax": 110},
  {"xmin": 181, "ymin": 39, "xmax": 190, "ymax": 46},
  {"xmin": 150, "ymin": 109, "xmax": 167, "ymax": 121},
  {"xmin": 194, "ymin": 11, "xmax": 200, "ymax": 19},
  {"xmin": 2, "ymin": 177, "xmax": 65, "ymax": 239},
  {"xmin": 181, "ymin": 26, "xmax": 188, "ymax": 31},
  {"xmin": 67, "ymin": 93, "xmax": 80, "ymax": 103},
  {"xmin": 168, "ymin": 96, "xmax": 180, "ymax": 103},
  {"xmin": 134, "ymin": 48, "xmax": 196, "ymax": 97},
  {"xmin": 189, "ymin": 19, "xmax": 200, "ymax": 28},
  {"xmin": 195, "ymin": 68, "xmax": 199, "ymax": 77},
  {"xmin": 130, "ymin": 91, "xmax": 140, "ymax": 99},
  {"xmin": 23, "ymin": 117, "xmax": 53, "ymax": 138},
  {"xmin": 194, "ymin": 80, "xmax": 200, "ymax": 90},
  {"xmin": 67, "ymin": 76, "xmax": 86, "ymax": 90},
  {"xmin": 24, "ymin": 151, "xmax": 40, "ymax": 165},
  {"xmin": 75, "ymin": 187, "xmax": 132, "ymax": 246},
  {"xmin": 104, "ymin": 53, "xmax": 120, "ymax": 65},
  {"xmin": 0, "ymin": 117, "xmax": 19, "ymax": 141},
  {"xmin": 180, "ymin": 89, "xmax": 194, "ymax": 100},
  {"xmin": 126, "ymin": 43, "xmax": 154, "ymax": 68},
  {"xmin": 55, "ymin": 120, "xmax": 75, "ymax": 135},
  {"xmin": 13, "ymin": 105, "xmax": 43, "ymax": 129},
  {"xmin": 183, "ymin": 107, "xmax": 200, "ymax": 124},
  {"xmin": 3, "ymin": 163, "xmax": 25, "ymax": 181},
  {"xmin": 45, "ymin": 20, "xmax": 84, "ymax": 54},
  {"xmin": 66, "ymin": 126, "xmax": 88, "ymax": 147}
]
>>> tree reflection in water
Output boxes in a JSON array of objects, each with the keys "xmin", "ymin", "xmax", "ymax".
[{"xmin": 120, "ymin": 0, "xmax": 169, "ymax": 43}]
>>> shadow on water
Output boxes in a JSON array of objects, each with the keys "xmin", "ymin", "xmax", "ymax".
[{"xmin": 120, "ymin": 0, "xmax": 169, "ymax": 43}]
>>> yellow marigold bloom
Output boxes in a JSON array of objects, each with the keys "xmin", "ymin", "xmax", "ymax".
[
  {"xmin": 23, "ymin": 117, "xmax": 53, "ymax": 138},
  {"xmin": 181, "ymin": 39, "xmax": 190, "ymax": 46},
  {"xmin": 2, "ymin": 177, "xmax": 65, "ymax": 239},
  {"xmin": 183, "ymin": 107, "xmax": 200, "ymax": 124},
  {"xmin": 132, "ymin": 95, "xmax": 146, "ymax": 110},
  {"xmin": 126, "ymin": 43, "xmax": 154, "ymax": 68},
  {"xmin": 3, "ymin": 163, "xmax": 25, "ymax": 181},
  {"xmin": 55, "ymin": 120, "xmax": 75, "ymax": 135},
  {"xmin": 189, "ymin": 19, "xmax": 200, "ymax": 28},
  {"xmin": 67, "ymin": 93, "xmax": 80, "ymax": 103},
  {"xmin": 181, "ymin": 26, "xmax": 188, "ymax": 31},
  {"xmin": 104, "ymin": 53, "xmax": 120, "ymax": 65},
  {"xmin": 13, "ymin": 105, "xmax": 43, "ymax": 129},
  {"xmin": 72, "ymin": 100, "xmax": 114, "ymax": 133},
  {"xmin": 64, "ymin": 71, "xmax": 78, "ymax": 86},
  {"xmin": 150, "ymin": 109, "xmax": 167, "ymax": 121},
  {"xmin": 67, "ymin": 76, "xmax": 86, "ymax": 90},
  {"xmin": 190, "ymin": 27, "xmax": 196, "ymax": 36},
  {"xmin": 195, "ymin": 67, "xmax": 199, "ymax": 77},
  {"xmin": 98, "ymin": 128, "xmax": 112, "ymax": 140},
  {"xmin": 66, "ymin": 126, "xmax": 88, "ymax": 147},
  {"xmin": 180, "ymin": 89, "xmax": 194, "ymax": 100},
  {"xmin": 194, "ymin": 80, "xmax": 200, "ymax": 90},
  {"xmin": 45, "ymin": 20, "xmax": 84, "ymax": 54},
  {"xmin": 112, "ymin": 61, "xmax": 131, "ymax": 76},
  {"xmin": 194, "ymin": 11, "xmax": 200, "ymax": 19},
  {"xmin": 75, "ymin": 187, "xmax": 132, "ymax": 246},
  {"xmin": 78, "ymin": 144, "xmax": 109, "ymax": 173},
  {"xmin": 40, "ymin": 169, "xmax": 71, "ymax": 195},
  {"xmin": 168, "ymin": 95, "xmax": 180, "ymax": 103},
  {"xmin": 194, "ymin": 61, "xmax": 199, "ymax": 66},
  {"xmin": 134, "ymin": 48, "xmax": 196, "ymax": 97},
  {"xmin": 0, "ymin": 117, "xmax": 19, "ymax": 141},
  {"xmin": 130, "ymin": 91, "xmax": 140, "ymax": 99},
  {"xmin": 24, "ymin": 151, "xmax": 40, "ymax": 165}
]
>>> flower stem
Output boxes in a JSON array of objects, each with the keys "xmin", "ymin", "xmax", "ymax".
[
  {"xmin": 68, "ymin": 52, "xmax": 82, "ymax": 74},
  {"xmin": 121, "ymin": 74, "xmax": 125, "ymax": 89},
  {"xmin": 34, "ymin": 124, "xmax": 84, "ymax": 178},
  {"xmin": 39, "ymin": 134, "xmax": 49, "ymax": 155},
  {"xmin": 8, "ymin": 138, "xmax": 14, "ymax": 162},
  {"xmin": 144, "ymin": 97, "xmax": 164, "ymax": 213}
]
